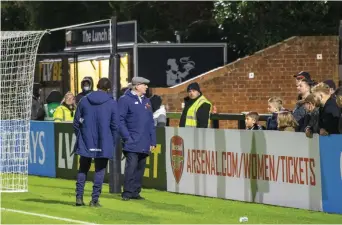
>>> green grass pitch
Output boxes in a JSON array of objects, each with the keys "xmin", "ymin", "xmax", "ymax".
[{"xmin": 1, "ymin": 176, "xmax": 342, "ymax": 224}]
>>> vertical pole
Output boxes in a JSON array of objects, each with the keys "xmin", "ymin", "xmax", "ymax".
[
  {"xmin": 109, "ymin": 16, "xmax": 122, "ymax": 194},
  {"xmin": 339, "ymin": 20, "xmax": 342, "ymax": 87}
]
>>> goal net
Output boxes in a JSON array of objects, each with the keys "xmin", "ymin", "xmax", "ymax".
[{"xmin": 0, "ymin": 31, "xmax": 46, "ymax": 192}]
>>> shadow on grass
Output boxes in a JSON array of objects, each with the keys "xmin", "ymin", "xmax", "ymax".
[
  {"xmin": 59, "ymin": 191, "xmax": 197, "ymax": 214},
  {"xmin": 133, "ymin": 198, "xmax": 198, "ymax": 214},
  {"xmin": 93, "ymin": 207, "xmax": 160, "ymax": 224},
  {"xmin": 21, "ymin": 198, "xmax": 160, "ymax": 223},
  {"xmin": 22, "ymin": 198, "xmax": 74, "ymax": 206}
]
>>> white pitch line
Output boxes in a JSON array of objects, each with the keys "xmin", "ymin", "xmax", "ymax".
[{"xmin": 1, "ymin": 208, "xmax": 96, "ymax": 224}]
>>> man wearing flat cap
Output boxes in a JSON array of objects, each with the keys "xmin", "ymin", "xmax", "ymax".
[
  {"xmin": 118, "ymin": 77, "xmax": 156, "ymax": 201},
  {"xmin": 179, "ymin": 82, "xmax": 212, "ymax": 128}
]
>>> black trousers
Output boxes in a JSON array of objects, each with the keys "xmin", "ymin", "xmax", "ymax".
[
  {"xmin": 76, "ymin": 156, "xmax": 108, "ymax": 202},
  {"xmin": 122, "ymin": 151, "xmax": 147, "ymax": 198}
]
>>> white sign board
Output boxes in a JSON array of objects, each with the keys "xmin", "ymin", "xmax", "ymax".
[{"xmin": 165, "ymin": 127, "xmax": 322, "ymax": 211}]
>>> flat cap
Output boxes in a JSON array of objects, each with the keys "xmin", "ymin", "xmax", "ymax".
[{"xmin": 131, "ymin": 77, "xmax": 150, "ymax": 85}]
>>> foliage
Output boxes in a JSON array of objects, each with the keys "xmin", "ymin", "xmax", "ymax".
[
  {"xmin": 1, "ymin": 1, "xmax": 341, "ymax": 60},
  {"xmin": 213, "ymin": 1, "xmax": 341, "ymax": 56}
]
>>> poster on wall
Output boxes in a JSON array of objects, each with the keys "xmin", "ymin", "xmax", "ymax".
[
  {"xmin": 165, "ymin": 127, "xmax": 322, "ymax": 211},
  {"xmin": 137, "ymin": 44, "xmax": 226, "ymax": 87}
]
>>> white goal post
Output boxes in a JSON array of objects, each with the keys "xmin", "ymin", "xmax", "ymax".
[
  {"xmin": 0, "ymin": 19, "xmax": 110, "ymax": 193},
  {"xmin": 0, "ymin": 31, "xmax": 46, "ymax": 192}
]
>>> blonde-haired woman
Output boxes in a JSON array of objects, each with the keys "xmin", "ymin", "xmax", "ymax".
[
  {"xmin": 53, "ymin": 91, "xmax": 76, "ymax": 122},
  {"xmin": 277, "ymin": 111, "xmax": 298, "ymax": 132}
]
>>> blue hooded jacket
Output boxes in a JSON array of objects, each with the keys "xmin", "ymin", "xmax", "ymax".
[
  {"xmin": 118, "ymin": 90, "xmax": 156, "ymax": 154},
  {"xmin": 73, "ymin": 91, "xmax": 119, "ymax": 159}
]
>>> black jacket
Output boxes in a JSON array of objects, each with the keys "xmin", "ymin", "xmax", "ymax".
[
  {"xmin": 319, "ymin": 97, "xmax": 341, "ymax": 134},
  {"xmin": 31, "ymin": 96, "xmax": 45, "ymax": 120},
  {"xmin": 76, "ymin": 77, "xmax": 94, "ymax": 104},
  {"xmin": 266, "ymin": 113, "xmax": 278, "ymax": 130},
  {"xmin": 303, "ymin": 108, "xmax": 320, "ymax": 134},
  {"xmin": 247, "ymin": 124, "xmax": 265, "ymax": 130},
  {"xmin": 179, "ymin": 94, "xmax": 211, "ymax": 128}
]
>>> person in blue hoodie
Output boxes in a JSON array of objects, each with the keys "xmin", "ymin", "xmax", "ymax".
[
  {"xmin": 118, "ymin": 77, "xmax": 156, "ymax": 201},
  {"xmin": 73, "ymin": 78, "xmax": 119, "ymax": 207}
]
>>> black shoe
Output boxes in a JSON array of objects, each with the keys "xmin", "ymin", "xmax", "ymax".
[
  {"xmin": 132, "ymin": 196, "xmax": 145, "ymax": 200},
  {"xmin": 121, "ymin": 196, "xmax": 131, "ymax": 201},
  {"xmin": 89, "ymin": 200, "xmax": 102, "ymax": 207},
  {"xmin": 76, "ymin": 198, "xmax": 85, "ymax": 206}
]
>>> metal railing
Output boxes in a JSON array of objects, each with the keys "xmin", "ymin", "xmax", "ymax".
[{"xmin": 166, "ymin": 112, "xmax": 271, "ymax": 129}]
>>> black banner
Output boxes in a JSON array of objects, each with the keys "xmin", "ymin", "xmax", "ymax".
[
  {"xmin": 65, "ymin": 21, "xmax": 136, "ymax": 48},
  {"xmin": 137, "ymin": 45, "xmax": 226, "ymax": 87},
  {"xmin": 54, "ymin": 123, "xmax": 166, "ymax": 190}
]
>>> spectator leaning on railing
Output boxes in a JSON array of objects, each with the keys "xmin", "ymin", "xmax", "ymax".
[
  {"xmin": 245, "ymin": 111, "xmax": 265, "ymax": 130},
  {"xmin": 277, "ymin": 111, "xmax": 298, "ymax": 132},
  {"xmin": 302, "ymin": 94, "xmax": 320, "ymax": 138},
  {"xmin": 311, "ymin": 82, "xmax": 341, "ymax": 136},
  {"xmin": 266, "ymin": 97, "xmax": 286, "ymax": 130}
]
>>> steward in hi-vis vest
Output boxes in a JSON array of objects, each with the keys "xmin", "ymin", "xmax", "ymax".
[{"xmin": 179, "ymin": 82, "xmax": 212, "ymax": 128}]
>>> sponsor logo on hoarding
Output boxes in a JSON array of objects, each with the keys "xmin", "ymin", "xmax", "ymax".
[
  {"xmin": 57, "ymin": 132, "xmax": 76, "ymax": 169},
  {"xmin": 30, "ymin": 131, "xmax": 45, "ymax": 165},
  {"xmin": 166, "ymin": 57, "xmax": 195, "ymax": 86},
  {"xmin": 170, "ymin": 136, "xmax": 184, "ymax": 184},
  {"xmin": 29, "ymin": 121, "xmax": 56, "ymax": 177},
  {"xmin": 144, "ymin": 144, "xmax": 162, "ymax": 178}
]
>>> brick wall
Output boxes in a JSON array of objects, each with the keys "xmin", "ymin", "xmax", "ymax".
[{"xmin": 151, "ymin": 36, "xmax": 339, "ymax": 128}]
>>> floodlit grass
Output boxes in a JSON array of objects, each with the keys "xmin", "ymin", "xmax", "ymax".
[{"xmin": 1, "ymin": 176, "xmax": 341, "ymax": 224}]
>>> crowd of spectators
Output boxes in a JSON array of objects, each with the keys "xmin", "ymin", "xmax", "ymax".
[
  {"xmin": 31, "ymin": 71, "xmax": 342, "ymax": 136},
  {"xmin": 246, "ymin": 71, "xmax": 342, "ymax": 136}
]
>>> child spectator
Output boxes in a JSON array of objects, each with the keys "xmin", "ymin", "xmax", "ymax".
[
  {"xmin": 149, "ymin": 94, "xmax": 166, "ymax": 127},
  {"xmin": 245, "ymin": 112, "xmax": 265, "ymax": 130},
  {"xmin": 266, "ymin": 97, "xmax": 284, "ymax": 130},
  {"xmin": 277, "ymin": 111, "xmax": 298, "ymax": 132},
  {"xmin": 302, "ymin": 94, "xmax": 320, "ymax": 138},
  {"xmin": 334, "ymin": 87, "xmax": 342, "ymax": 133},
  {"xmin": 311, "ymin": 82, "xmax": 341, "ymax": 135}
]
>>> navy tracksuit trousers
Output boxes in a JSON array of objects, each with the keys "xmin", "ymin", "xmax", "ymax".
[
  {"xmin": 122, "ymin": 151, "xmax": 147, "ymax": 198},
  {"xmin": 76, "ymin": 156, "xmax": 108, "ymax": 202}
]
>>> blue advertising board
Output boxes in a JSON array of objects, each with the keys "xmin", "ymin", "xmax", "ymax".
[
  {"xmin": 29, "ymin": 121, "xmax": 56, "ymax": 177},
  {"xmin": 320, "ymin": 135, "xmax": 342, "ymax": 214}
]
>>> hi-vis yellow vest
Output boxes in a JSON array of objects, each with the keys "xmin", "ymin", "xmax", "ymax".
[
  {"xmin": 185, "ymin": 95, "xmax": 212, "ymax": 127},
  {"xmin": 53, "ymin": 105, "xmax": 75, "ymax": 122}
]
